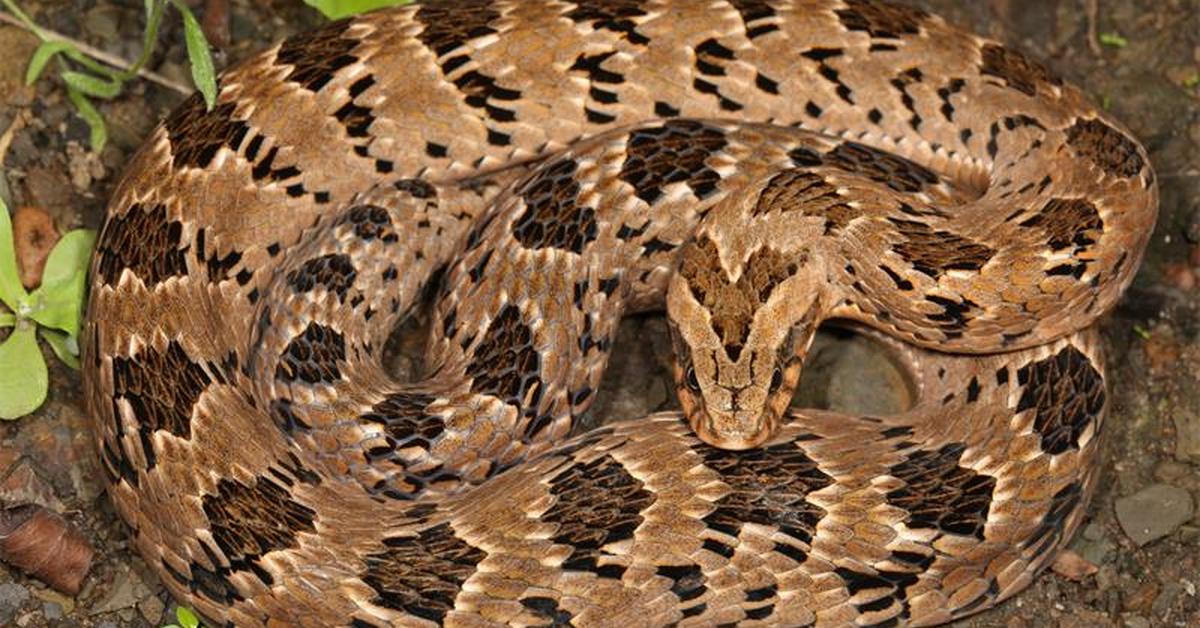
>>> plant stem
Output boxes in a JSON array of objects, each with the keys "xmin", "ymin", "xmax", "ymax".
[{"xmin": 0, "ymin": 9, "xmax": 192, "ymax": 95}]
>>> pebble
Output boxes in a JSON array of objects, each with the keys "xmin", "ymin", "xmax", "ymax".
[
  {"xmin": 1071, "ymin": 523, "xmax": 1114, "ymax": 565},
  {"xmin": 90, "ymin": 568, "xmax": 144, "ymax": 615},
  {"xmin": 138, "ymin": 594, "xmax": 165, "ymax": 624},
  {"xmin": 1115, "ymin": 484, "xmax": 1195, "ymax": 546},
  {"xmin": 1123, "ymin": 615, "xmax": 1151, "ymax": 628},
  {"xmin": 0, "ymin": 583, "xmax": 31, "ymax": 624}
]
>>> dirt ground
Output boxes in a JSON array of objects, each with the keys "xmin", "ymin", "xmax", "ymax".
[{"xmin": 0, "ymin": 0, "xmax": 1197, "ymax": 626}]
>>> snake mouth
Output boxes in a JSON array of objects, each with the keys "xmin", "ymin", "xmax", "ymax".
[{"xmin": 687, "ymin": 406, "xmax": 779, "ymax": 450}]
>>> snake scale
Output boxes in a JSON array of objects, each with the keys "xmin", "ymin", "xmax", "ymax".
[{"xmin": 81, "ymin": 1, "xmax": 1158, "ymax": 626}]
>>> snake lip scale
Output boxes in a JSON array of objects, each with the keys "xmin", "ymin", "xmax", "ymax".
[{"xmin": 82, "ymin": 1, "xmax": 1156, "ymax": 626}]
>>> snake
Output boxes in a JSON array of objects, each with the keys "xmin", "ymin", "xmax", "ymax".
[{"xmin": 80, "ymin": 1, "xmax": 1158, "ymax": 626}]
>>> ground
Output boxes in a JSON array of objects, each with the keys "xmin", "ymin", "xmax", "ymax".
[{"xmin": 0, "ymin": 0, "xmax": 1197, "ymax": 626}]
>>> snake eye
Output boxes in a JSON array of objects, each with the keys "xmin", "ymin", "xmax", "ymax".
[
  {"xmin": 769, "ymin": 367, "xmax": 783, "ymax": 392},
  {"xmin": 685, "ymin": 366, "xmax": 701, "ymax": 391}
]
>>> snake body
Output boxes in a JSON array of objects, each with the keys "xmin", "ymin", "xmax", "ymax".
[{"xmin": 82, "ymin": 1, "xmax": 1157, "ymax": 626}]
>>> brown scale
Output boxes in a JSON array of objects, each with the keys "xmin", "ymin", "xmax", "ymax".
[{"xmin": 81, "ymin": 2, "xmax": 1156, "ymax": 626}]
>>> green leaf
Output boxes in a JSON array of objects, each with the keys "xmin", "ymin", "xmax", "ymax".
[
  {"xmin": 171, "ymin": 0, "xmax": 217, "ymax": 109},
  {"xmin": 40, "ymin": 328, "xmax": 80, "ymax": 369},
  {"xmin": 27, "ymin": 229, "xmax": 95, "ymax": 337},
  {"xmin": 0, "ymin": 199, "xmax": 28, "ymax": 312},
  {"xmin": 25, "ymin": 40, "xmax": 75, "ymax": 85},
  {"xmin": 175, "ymin": 606, "xmax": 201, "ymax": 628},
  {"xmin": 0, "ymin": 312, "xmax": 14, "ymax": 327},
  {"xmin": 27, "ymin": 265, "xmax": 86, "ymax": 334},
  {"xmin": 0, "ymin": 324, "xmax": 48, "ymax": 420},
  {"xmin": 61, "ymin": 70, "xmax": 123, "ymax": 99},
  {"xmin": 66, "ymin": 87, "xmax": 109, "ymax": 151},
  {"xmin": 301, "ymin": 0, "xmax": 411, "ymax": 19},
  {"xmin": 40, "ymin": 228, "xmax": 95, "ymax": 288},
  {"xmin": 1099, "ymin": 32, "xmax": 1128, "ymax": 48}
]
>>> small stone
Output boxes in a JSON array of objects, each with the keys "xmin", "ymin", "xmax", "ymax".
[
  {"xmin": 65, "ymin": 142, "xmax": 107, "ymax": 190},
  {"xmin": 91, "ymin": 568, "xmax": 142, "ymax": 614},
  {"xmin": 1122, "ymin": 615, "xmax": 1151, "ymax": 628},
  {"xmin": 1051, "ymin": 549, "xmax": 1098, "ymax": 580},
  {"xmin": 1153, "ymin": 460, "xmax": 1193, "ymax": 483},
  {"xmin": 1115, "ymin": 484, "xmax": 1195, "ymax": 546},
  {"xmin": 30, "ymin": 588, "xmax": 74, "ymax": 616},
  {"xmin": 0, "ymin": 583, "xmax": 31, "ymax": 625},
  {"xmin": 41, "ymin": 601, "xmax": 62, "ymax": 619},
  {"xmin": 0, "ymin": 462, "xmax": 65, "ymax": 511},
  {"xmin": 1123, "ymin": 580, "xmax": 1160, "ymax": 613},
  {"xmin": 1152, "ymin": 582, "xmax": 1183, "ymax": 616},
  {"xmin": 138, "ymin": 594, "xmax": 165, "ymax": 623},
  {"xmin": 1187, "ymin": 205, "xmax": 1200, "ymax": 244}
]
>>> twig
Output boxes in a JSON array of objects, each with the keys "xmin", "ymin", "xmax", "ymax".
[
  {"xmin": 0, "ymin": 11, "xmax": 193, "ymax": 95},
  {"xmin": 1085, "ymin": 0, "xmax": 1103, "ymax": 57}
]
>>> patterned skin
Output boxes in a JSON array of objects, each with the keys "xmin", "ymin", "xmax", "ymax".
[{"xmin": 83, "ymin": 1, "xmax": 1154, "ymax": 626}]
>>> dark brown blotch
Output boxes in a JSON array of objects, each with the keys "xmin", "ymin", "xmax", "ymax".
[
  {"xmin": 361, "ymin": 523, "xmax": 485, "ymax": 622},
  {"xmin": 1065, "ymin": 118, "xmax": 1145, "ymax": 178},
  {"xmin": 979, "ymin": 43, "xmax": 1062, "ymax": 97},
  {"xmin": 360, "ymin": 391, "xmax": 445, "ymax": 451},
  {"xmin": 277, "ymin": 18, "xmax": 359, "ymax": 92},
  {"xmin": 163, "ymin": 98, "xmax": 246, "ymax": 170},
  {"xmin": 620, "ymin": 120, "xmax": 728, "ymax": 204},
  {"xmin": 889, "ymin": 218, "xmax": 995, "ymax": 279},
  {"xmin": 699, "ymin": 442, "xmax": 834, "ymax": 555},
  {"xmin": 540, "ymin": 455, "xmax": 654, "ymax": 579},
  {"xmin": 886, "ymin": 443, "xmax": 995, "ymax": 539},
  {"xmin": 1019, "ymin": 198, "xmax": 1103, "ymax": 253},
  {"xmin": 513, "ymin": 158, "xmax": 598, "ymax": 254},
  {"xmin": 826, "ymin": 141, "xmax": 938, "ymax": 193},
  {"xmin": 111, "ymin": 340, "xmax": 211, "ymax": 444},
  {"xmin": 1015, "ymin": 346, "xmax": 1105, "ymax": 455},
  {"xmin": 463, "ymin": 305, "xmax": 548, "ymax": 438},
  {"xmin": 275, "ymin": 323, "xmax": 346, "ymax": 385},
  {"xmin": 753, "ymin": 169, "xmax": 859, "ymax": 234},
  {"xmin": 287, "ymin": 253, "xmax": 357, "ymax": 302},
  {"xmin": 96, "ymin": 203, "xmax": 189, "ymax": 286},
  {"xmin": 202, "ymin": 474, "xmax": 317, "ymax": 583},
  {"xmin": 835, "ymin": 0, "xmax": 928, "ymax": 39},
  {"xmin": 565, "ymin": 0, "xmax": 650, "ymax": 44},
  {"xmin": 679, "ymin": 239, "xmax": 801, "ymax": 361}
]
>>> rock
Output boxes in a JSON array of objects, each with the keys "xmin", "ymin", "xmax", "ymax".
[
  {"xmin": 1122, "ymin": 615, "xmax": 1151, "ymax": 628},
  {"xmin": 1173, "ymin": 397, "xmax": 1200, "ymax": 463},
  {"xmin": 1051, "ymin": 549, "xmax": 1099, "ymax": 580},
  {"xmin": 1152, "ymin": 582, "xmax": 1184, "ymax": 616},
  {"xmin": 137, "ymin": 594, "xmax": 165, "ymax": 624},
  {"xmin": 1115, "ymin": 484, "xmax": 1195, "ymax": 546},
  {"xmin": 65, "ymin": 142, "xmax": 106, "ymax": 191},
  {"xmin": 90, "ymin": 568, "xmax": 142, "ymax": 615},
  {"xmin": 30, "ymin": 587, "xmax": 74, "ymax": 616},
  {"xmin": 1072, "ymin": 522, "xmax": 1114, "ymax": 564},
  {"xmin": 0, "ymin": 583, "xmax": 31, "ymax": 625}
]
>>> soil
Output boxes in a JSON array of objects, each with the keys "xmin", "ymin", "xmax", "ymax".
[{"xmin": 0, "ymin": 1, "xmax": 1197, "ymax": 626}]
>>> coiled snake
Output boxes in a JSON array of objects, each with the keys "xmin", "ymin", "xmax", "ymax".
[{"xmin": 81, "ymin": 1, "xmax": 1158, "ymax": 626}]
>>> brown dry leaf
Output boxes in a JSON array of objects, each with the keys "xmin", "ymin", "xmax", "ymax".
[
  {"xmin": 1050, "ymin": 549, "xmax": 1098, "ymax": 580},
  {"xmin": 0, "ymin": 503, "xmax": 94, "ymax": 595},
  {"xmin": 11, "ymin": 206, "xmax": 60, "ymax": 290}
]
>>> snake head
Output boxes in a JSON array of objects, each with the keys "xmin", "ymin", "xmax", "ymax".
[{"xmin": 667, "ymin": 236, "xmax": 824, "ymax": 450}]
